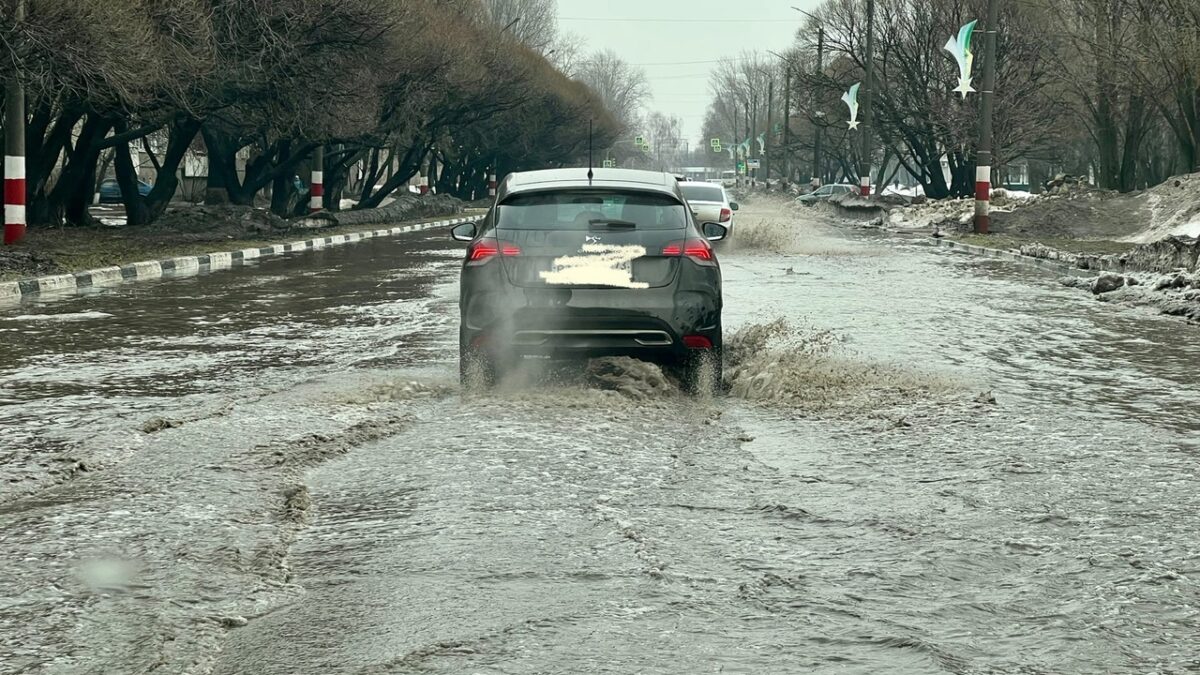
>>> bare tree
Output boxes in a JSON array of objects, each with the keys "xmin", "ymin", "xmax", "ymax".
[
  {"xmin": 575, "ymin": 49, "xmax": 652, "ymax": 137},
  {"xmin": 479, "ymin": 0, "xmax": 558, "ymax": 54}
]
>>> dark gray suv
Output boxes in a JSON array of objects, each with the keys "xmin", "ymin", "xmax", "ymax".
[{"xmin": 452, "ymin": 168, "xmax": 727, "ymax": 391}]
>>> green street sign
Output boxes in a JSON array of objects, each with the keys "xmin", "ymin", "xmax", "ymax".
[
  {"xmin": 737, "ymin": 161, "xmax": 746, "ymax": 173},
  {"xmin": 634, "ymin": 136, "xmax": 644, "ymax": 145}
]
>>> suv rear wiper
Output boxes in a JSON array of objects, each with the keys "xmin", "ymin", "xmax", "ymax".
[{"xmin": 589, "ymin": 219, "xmax": 637, "ymax": 229}]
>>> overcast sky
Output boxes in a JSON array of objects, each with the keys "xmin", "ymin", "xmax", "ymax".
[{"xmin": 556, "ymin": 0, "xmax": 824, "ymax": 142}]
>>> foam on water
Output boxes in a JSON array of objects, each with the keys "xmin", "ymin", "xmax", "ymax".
[{"xmin": 4, "ymin": 311, "xmax": 115, "ymax": 322}]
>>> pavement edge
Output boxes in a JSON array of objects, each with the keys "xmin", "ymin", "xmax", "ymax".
[{"xmin": 0, "ymin": 216, "xmax": 474, "ymax": 303}]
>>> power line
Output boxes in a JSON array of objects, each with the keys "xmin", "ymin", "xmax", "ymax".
[{"xmin": 559, "ymin": 16, "xmax": 799, "ymax": 23}]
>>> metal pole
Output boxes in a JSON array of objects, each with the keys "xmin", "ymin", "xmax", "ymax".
[
  {"xmin": 309, "ymin": 146, "xmax": 324, "ymax": 212},
  {"xmin": 859, "ymin": 0, "xmax": 875, "ymax": 197},
  {"xmin": 813, "ymin": 26, "xmax": 824, "ymax": 189},
  {"xmin": 783, "ymin": 63, "xmax": 791, "ymax": 186},
  {"xmin": 765, "ymin": 78, "xmax": 774, "ymax": 185},
  {"xmin": 974, "ymin": 0, "xmax": 1001, "ymax": 234},
  {"xmin": 4, "ymin": 0, "xmax": 27, "ymax": 245}
]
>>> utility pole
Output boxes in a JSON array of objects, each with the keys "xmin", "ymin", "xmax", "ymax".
[
  {"xmin": 733, "ymin": 102, "xmax": 740, "ymax": 185},
  {"xmin": 813, "ymin": 26, "xmax": 825, "ymax": 188},
  {"xmin": 859, "ymin": 0, "xmax": 875, "ymax": 197},
  {"xmin": 765, "ymin": 78, "xmax": 774, "ymax": 186},
  {"xmin": 4, "ymin": 0, "xmax": 27, "ymax": 245},
  {"xmin": 974, "ymin": 0, "xmax": 1001, "ymax": 233},
  {"xmin": 782, "ymin": 63, "xmax": 791, "ymax": 186}
]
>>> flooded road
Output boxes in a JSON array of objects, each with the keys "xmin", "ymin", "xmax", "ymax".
[{"xmin": 2, "ymin": 201, "xmax": 1198, "ymax": 674}]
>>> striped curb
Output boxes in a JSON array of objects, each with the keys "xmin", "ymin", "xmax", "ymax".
[
  {"xmin": 0, "ymin": 215, "xmax": 474, "ymax": 304},
  {"xmin": 930, "ymin": 237, "xmax": 1104, "ymax": 278}
]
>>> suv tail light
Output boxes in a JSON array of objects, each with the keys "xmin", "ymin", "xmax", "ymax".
[
  {"xmin": 662, "ymin": 238, "xmax": 717, "ymax": 266},
  {"xmin": 467, "ymin": 238, "xmax": 520, "ymax": 264},
  {"xmin": 719, "ymin": 208, "xmax": 732, "ymax": 222}
]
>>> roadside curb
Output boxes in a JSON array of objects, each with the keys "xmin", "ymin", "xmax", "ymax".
[
  {"xmin": 929, "ymin": 237, "xmax": 1102, "ymax": 278},
  {"xmin": 0, "ymin": 215, "xmax": 473, "ymax": 304}
]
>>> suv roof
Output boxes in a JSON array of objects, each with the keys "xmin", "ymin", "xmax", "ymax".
[{"xmin": 497, "ymin": 168, "xmax": 683, "ymax": 202}]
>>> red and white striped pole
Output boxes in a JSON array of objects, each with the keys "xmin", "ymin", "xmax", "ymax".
[
  {"xmin": 974, "ymin": 165, "xmax": 991, "ymax": 232},
  {"xmin": 419, "ymin": 175, "xmax": 429, "ymax": 195},
  {"xmin": 859, "ymin": 175, "xmax": 871, "ymax": 197},
  {"xmin": 488, "ymin": 167, "xmax": 497, "ymax": 199},
  {"xmin": 309, "ymin": 146, "xmax": 324, "ymax": 213},
  {"xmin": 973, "ymin": 0, "xmax": 1000, "ymax": 234},
  {"xmin": 3, "ymin": 0, "xmax": 26, "ymax": 245}
]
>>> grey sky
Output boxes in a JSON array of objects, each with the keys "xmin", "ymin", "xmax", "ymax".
[{"xmin": 556, "ymin": 0, "xmax": 823, "ymax": 142}]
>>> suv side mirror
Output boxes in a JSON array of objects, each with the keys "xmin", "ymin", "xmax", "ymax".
[
  {"xmin": 702, "ymin": 222, "xmax": 728, "ymax": 241},
  {"xmin": 450, "ymin": 222, "xmax": 477, "ymax": 242},
  {"xmin": 729, "ymin": 202, "xmax": 739, "ymax": 211}
]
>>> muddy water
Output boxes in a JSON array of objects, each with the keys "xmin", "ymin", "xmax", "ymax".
[{"xmin": 2, "ymin": 203, "xmax": 1198, "ymax": 674}]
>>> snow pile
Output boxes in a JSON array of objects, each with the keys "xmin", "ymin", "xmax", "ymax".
[
  {"xmin": 886, "ymin": 197, "xmax": 973, "ymax": 230},
  {"xmin": 1063, "ymin": 269, "xmax": 1200, "ymax": 322},
  {"xmin": 1124, "ymin": 173, "xmax": 1200, "ymax": 243},
  {"xmin": 1123, "ymin": 235, "xmax": 1200, "ymax": 272}
]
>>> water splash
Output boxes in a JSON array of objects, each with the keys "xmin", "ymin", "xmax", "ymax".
[{"xmin": 724, "ymin": 319, "xmax": 959, "ymax": 412}]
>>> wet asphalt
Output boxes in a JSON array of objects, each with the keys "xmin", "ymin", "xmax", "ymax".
[{"xmin": 1, "ymin": 201, "xmax": 1198, "ymax": 674}]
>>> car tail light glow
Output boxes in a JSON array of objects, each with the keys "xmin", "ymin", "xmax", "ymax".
[
  {"xmin": 684, "ymin": 239, "xmax": 714, "ymax": 261},
  {"xmin": 663, "ymin": 238, "xmax": 717, "ymax": 266},
  {"xmin": 719, "ymin": 208, "xmax": 732, "ymax": 222},
  {"xmin": 468, "ymin": 238, "xmax": 520, "ymax": 263},
  {"xmin": 683, "ymin": 335, "xmax": 713, "ymax": 349},
  {"xmin": 468, "ymin": 241, "xmax": 499, "ymax": 261}
]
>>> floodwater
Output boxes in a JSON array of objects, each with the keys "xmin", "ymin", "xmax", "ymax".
[{"xmin": 1, "ymin": 201, "xmax": 1197, "ymax": 674}]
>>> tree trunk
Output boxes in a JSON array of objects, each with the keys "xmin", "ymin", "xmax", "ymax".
[
  {"xmin": 49, "ymin": 114, "xmax": 113, "ymax": 226},
  {"xmin": 270, "ymin": 139, "xmax": 296, "ymax": 217},
  {"xmin": 144, "ymin": 116, "xmax": 201, "ymax": 221},
  {"xmin": 112, "ymin": 120, "xmax": 151, "ymax": 226}
]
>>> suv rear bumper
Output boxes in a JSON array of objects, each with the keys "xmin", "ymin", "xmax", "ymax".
[{"xmin": 462, "ymin": 305, "xmax": 721, "ymax": 366}]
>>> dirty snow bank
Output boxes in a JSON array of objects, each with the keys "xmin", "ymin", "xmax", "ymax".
[
  {"xmin": 1123, "ymin": 173, "xmax": 1200, "ymax": 243},
  {"xmin": 1062, "ymin": 269, "xmax": 1200, "ymax": 323},
  {"xmin": 296, "ymin": 193, "xmax": 464, "ymax": 228}
]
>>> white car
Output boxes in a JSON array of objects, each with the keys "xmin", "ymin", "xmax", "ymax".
[
  {"xmin": 681, "ymin": 182, "xmax": 738, "ymax": 238},
  {"xmin": 797, "ymin": 183, "xmax": 858, "ymax": 205}
]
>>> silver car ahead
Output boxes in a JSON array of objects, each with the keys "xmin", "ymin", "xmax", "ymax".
[{"xmin": 680, "ymin": 182, "xmax": 738, "ymax": 238}]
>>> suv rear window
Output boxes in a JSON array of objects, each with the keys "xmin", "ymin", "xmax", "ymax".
[
  {"xmin": 680, "ymin": 184, "xmax": 725, "ymax": 203},
  {"xmin": 497, "ymin": 190, "xmax": 686, "ymax": 230}
]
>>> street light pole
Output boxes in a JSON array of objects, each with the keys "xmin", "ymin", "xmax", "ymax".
[
  {"xmin": 859, "ymin": 0, "xmax": 875, "ymax": 197},
  {"xmin": 974, "ymin": 0, "xmax": 1001, "ymax": 233},
  {"xmin": 765, "ymin": 78, "xmax": 774, "ymax": 186},
  {"xmin": 783, "ymin": 63, "xmax": 791, "ymax": 186},
  {"xmin": 814, "ymin": 26, "xmax": 825, "ymax": 187}
]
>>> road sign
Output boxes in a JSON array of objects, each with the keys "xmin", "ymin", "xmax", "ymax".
[
  {"xmin": 602, "ymin": 159, "xmax": 615, "ymax": 168},
  {"xmin": 634, "ymin": 136, "xmax": 644, "ymax": 145},
  {"xmin": 710, "ymin": 138, "xmax": 721, "ymax": 148},
  {"xmin": 747, "ymin": 158, "xmax": 761, "ymax": 169},
  {"xmin": 712, "ymin": 141, "xmax": 722, "ymax": 153},
  {"xmin": 737, "ymin": 161, "xmax": 746, "ymax": 173}
]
